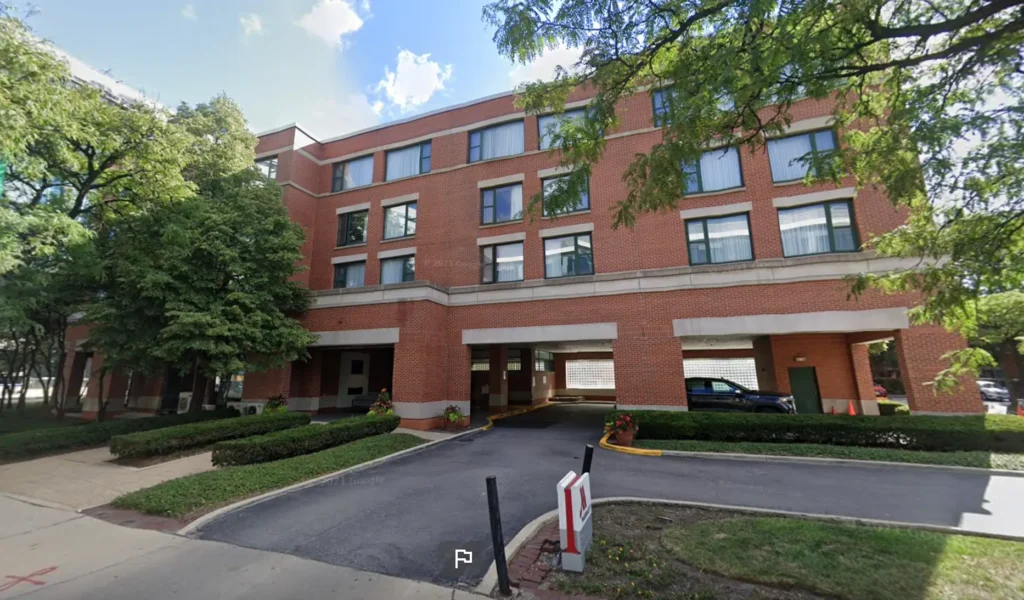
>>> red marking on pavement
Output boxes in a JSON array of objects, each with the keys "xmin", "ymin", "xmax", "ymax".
[{"xmin": 0, "ymin": 567, "xmax": 57, "ymax": 592}]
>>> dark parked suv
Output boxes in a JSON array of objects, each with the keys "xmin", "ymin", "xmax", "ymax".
[{"xmin": 685, "ymin": 377, "xmax": 797, "ymax": 413}]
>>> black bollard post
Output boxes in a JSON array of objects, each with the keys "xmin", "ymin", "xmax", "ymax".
[
  {"xmin": 486, "ymin": 475, "xmax": 512, "ymax": 595},
  {"xmin": 582, "ymin": 444, "xmax": 594, "ymax": 475}
]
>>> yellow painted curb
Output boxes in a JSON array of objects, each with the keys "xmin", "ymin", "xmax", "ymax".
[
  {"xmin": 599, "ymin": 431, "xmax": 663, "ymax": 456},
  {"xmin": 482, "ymin": 402, "xmax": 556, "ymax": 430}
]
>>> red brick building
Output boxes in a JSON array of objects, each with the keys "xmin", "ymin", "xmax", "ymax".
[{"xmin": 67, "ymin": 89, "xmax": 982, "ymax": 425}]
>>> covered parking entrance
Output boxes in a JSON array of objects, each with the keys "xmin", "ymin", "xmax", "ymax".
[{"xmin": 463, "ymin": 323, "xmax": 619, "ymax": 415}]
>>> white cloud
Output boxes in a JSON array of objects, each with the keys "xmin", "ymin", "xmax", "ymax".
[
  {"xmin": 296, "ymin": 0, "xmax": 364, "ymax": 47},
  {"xmin": 303, "ymin": 93, "xmax": 382, "ymax": 138},
  {"xmin": 508, "ymin": 44, "xmax": 584, "ymax": 86},
  {"xmin": 181, "ymin": 4, "xmax": 197, "ymax": 20},
  {"xmin": 240, "ymin": 14, "xmax": 263, "ymax": 38},
  {"xmin": 376, "ymin": 49, "xmax": 453, "ymax": 112}
]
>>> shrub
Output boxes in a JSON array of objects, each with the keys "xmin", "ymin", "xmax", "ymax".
[
  {"xmin": 605, "ymin": 411, "xmax": 1024, "ymax": 453},
  {"xmin": 110, "ymin": 412, "xmax": 309, "ymax": 459},
  {"xmin": 877, "ymin": 400, "xmax": 911, "ymax": 416},
  {"xmin": 263, "ymin": 395, "xmax": 288, "ymax": 415},
  {"xmin": 0, "ymin": 409, "xmax": 236, "ymax": 461},
  {"xmin": 211, "ymin": 414, "xmax": 400, "ymax": 466},
  {"xmin": 368, "ymin": 388, "xmax": 394, "ymax": 416}
]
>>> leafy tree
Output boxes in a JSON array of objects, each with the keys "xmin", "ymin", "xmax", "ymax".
[
  {"xmin": 484, "ymin": 0, "xmax": 1024, "ymax": 384},
  {"xmin": 86, "ymin": 169, "xmax": 316, "ymax": 413},
  {"xmin": 966, "ymin": 292, "xmax": 1024, "ymax": 398}
]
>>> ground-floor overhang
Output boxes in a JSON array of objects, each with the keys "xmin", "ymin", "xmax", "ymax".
[{"xmin": 672, "ymin": 308, "xmax": 910, "ymax": 338}]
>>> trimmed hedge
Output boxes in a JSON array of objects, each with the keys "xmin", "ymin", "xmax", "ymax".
[
  {"xmin": 605, "ymin": 410, "xmax": 1024, "ymax": 453},
  {"xmin": 0, "ymin": 409, "xmax": 236, "ymax": 461},
  {"xmin": 877, "ymin": 400, "xmax": 911, "ymax": 416},
  {"xmin": 110, "ymin": 412, "xmax": 310, "ymax": 459},
  {"xmin": 211, "ymin": 414, "xmax": 401, "ymax": 466}
]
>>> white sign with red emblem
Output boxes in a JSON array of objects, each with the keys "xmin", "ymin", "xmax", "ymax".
[{"xmin": 556, "ymin": 470, "xmax": 593, "ymax": 572}]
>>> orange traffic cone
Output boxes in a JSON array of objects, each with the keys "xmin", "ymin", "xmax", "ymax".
[
  {"xmin": 830, "ymin": 406, "xmax": 836, "ymax": 415},
  {"xmin": 1017, "ymin": 403, "xmax": 1023, "ymax": 417},
  {"xmin": 847, "ymin": 400, "xmax": 857, "ymax": 416}
]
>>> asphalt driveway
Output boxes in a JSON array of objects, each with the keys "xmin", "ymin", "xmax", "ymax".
[{"xmin": 194, "ymin": 403, "xmax": 1024, "ymax": 587}]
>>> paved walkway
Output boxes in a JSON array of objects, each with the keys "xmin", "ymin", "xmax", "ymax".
[
  {"xmin": 0, "ymin": 495, "xmax": 483, "ymax": 599},
  {"xmin": 0, "ymin": 448, "xmax": 214, "ymax": 511},
  {"xmin": 194, "ymin": 403, "xmax": 1024, "ymax": 587}
]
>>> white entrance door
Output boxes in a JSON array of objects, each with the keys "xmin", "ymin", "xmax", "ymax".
[{"xmin": 338, "ymin": 352, "xmax": 370, "ymax": 408}]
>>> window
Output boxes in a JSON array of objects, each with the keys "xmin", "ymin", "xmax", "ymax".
[
  {"xmin": 255, "ymin": 156, "xmax": 277, "ymax": 180},
  {"xmin": 566, "ymin": 360, "xmax": 615, "ymax": 389},
  {"xmin": 380, "ymin": 255, "xmax": 415, "ymax": 284},
  {"xmin": 336, "ymin": 210, "xmax": 368, "ymax": 246},
  {"xmin": 481, "ymin": 242, "xmax": 524, "ymax": 284},
  {"xmin": 767, "ymin": 130, "xmax": 836, "ymax": 182},
  {"xmin": 538, "ymin": 109, "xmax": 586, "ymax": 150},
  {"xmin": 542, "ymin": 176, "xmax": 589, "ymax": 216},
  {"xmin": 383, "ymin": 202, "xmax": 417, "ymax": 239},
  {"xmin": 544, "ymin": 233, "xmax": 594, "ymax": 278},
  {"xmin": 685, "ymin": 214, "xmax": 753, "ymax": 265},
  {"xmin": 684, "ymin": 358, "xmax": 758, "ymax": 389},
  {"xmin": 331, "ymin": 155, "xmax": 374, "ymax": 192},
  {"xmin": 778, "ymin": 200, "xmax": 858, "ymax": 257},
  {"xmin": 481, "ymin": 183, "xmax": 523, "ymax": 225},
  {"xmin": 471, "ymin": 349, "xmax": 490, "ymax": 371},
  {"xmin": 507, "ymin": 348, "xmax": 522, "ymax": 371},
  {"xmin": 332, "ymin": 261, "xmax": 366, "ymax": 289},
  {"xmin": 682, "ymin": 147, "xmax": 743, "ymax": 194},
  {"xmin": 711, "ymin": 380, "xmax": 737, "ymax": 393},
  {"xmin": 469, "ymin": 121, "xmax": 524, "ymax": 162},
  {"xmin": 385, "ymin": 141, "xmax": 431, "ymax": 181},
  {"xmin": 534, "ymin": 350, "xmax": 554, "ymax": 372},
  {"xmin": 652, "ymin": 88, "xmax": 673, "ymax": 125}
]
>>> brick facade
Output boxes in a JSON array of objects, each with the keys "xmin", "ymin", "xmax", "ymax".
[{"xmin": 69, "ymin": 89, "xmax": 982, "ymax": 421}]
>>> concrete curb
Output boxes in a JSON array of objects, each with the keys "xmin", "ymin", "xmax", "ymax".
[
  {"xmin": 473, "ymin": 495, "xmax": 1024, "ymax": 596},
  {"xmin": 177, "ymin": 427, "xmax": 486, "ymax": 536},
  {"xmin": 482, "ymin": 402, "xmax": 556, "ymax": 431},
  {"xmin": 599, "ymin": 431, "xmax": 662, "ymax": 456},
  {"xmin": 657, "ymin": 449, "xmax": 1024, "ymax": 477}
]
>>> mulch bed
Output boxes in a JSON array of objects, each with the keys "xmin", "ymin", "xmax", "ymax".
[{"xmin": 83, "ymin": 505, "xmax": 187, "ymax": 533}]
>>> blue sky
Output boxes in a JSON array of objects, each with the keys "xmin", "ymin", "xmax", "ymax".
[{"xmin": 22, "ymin": 0, "xmax": 581, "ymax": 139}]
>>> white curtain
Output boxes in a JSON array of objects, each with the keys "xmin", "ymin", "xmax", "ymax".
[
  {"xmin": 381, "ymin": 258, "xmax": 406, "ymax": 284},
  {"xmin": 544, "ymin": 237, "xmax": 575, "ymax": 277},
  {"xmin": 496, "ymin": 243, "xmax": 524, "ymax": 282},
  {"xmin": 779, "ymin": 204, "xmax": 830, "ymax": 256},
  {"xmin": 344, "ymin": 155, "xmax": 374, "ymax": 188},
  {"xmin": 539, "ymin": 109, "xmax": 584, "ymax": 150},
  {"xmin": 344, "ymin": 263, "xmax": 365, "ymax": 288},
  {"xmin": 699, "ymin": 147, "xmax": 742, "ymax": 191},
  {"xmin": 496, "ymin": 185, "xmax": 523, "ymax": 222},
  {"xmin": 482, "ymin": 121, "xmax": 524, "ymax": 159},
  {"xmin": 767, "ymin": 135, "xmax": 813, "ymax": 182},
  {"xmin": 386, "ymin": 146, "xmax": 420, "ymax": 181},
  {"xmin": 686, "ymin": 221, "xmax": 708, "ymax": 263},
  {"xmin": 707, "ymin": 214, "xmax": 752, "ymax": 262}
]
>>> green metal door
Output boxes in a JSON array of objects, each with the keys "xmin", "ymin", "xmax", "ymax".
[{"xmin": 788, "ymin": 367, "xmax": 822, "ymax": 414}]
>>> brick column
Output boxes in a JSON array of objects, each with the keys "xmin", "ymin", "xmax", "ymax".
[
  {"xmin": 393, "ymin": 328, "xmax": 450, "ymax": 428},
  {"xmin": 446, "ymin": 343, "xmax": 472, "ymax": 414},
  {"xmin": 488, "ymin": 345, "xmax": 509, "ymax": 411},
  {"xmin": 894, "ymin": 325, "xmax": 982, "ymax": 414},
  {"xmin": 612, "ymin": 334, "xmax": 687, "ymax": 410},
  {"xmin": 847, "ymin": 341, "xmax": 878, "ymax": 415}
]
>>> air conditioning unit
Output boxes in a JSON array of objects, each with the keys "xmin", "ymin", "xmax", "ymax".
[
  {"xmin": 227, "ymin": 401, "xmax": 263, "ymax": 415},
  {"xmin": 177, "ymin": 392, "xmax": 192, "ymax": 413}
]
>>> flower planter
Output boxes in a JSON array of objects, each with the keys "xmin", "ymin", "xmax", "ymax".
[
  {"xmin": 615, "ymin": 430, "xmax": 635, "ymax": 447},
  {"xmin": 457, "ymin": 416, "xmax": 471, "ymax": 429}
]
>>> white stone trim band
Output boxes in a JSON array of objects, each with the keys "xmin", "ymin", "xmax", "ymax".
[
  {"xmin": 680, "ymin": 202, "xmax": 753, "ymax": 221},
  {"xmin": 619, "ymin": 404, "xmax": 689, "ymax": 412},
  {"xmin": 312, "ymin": 328, "xmax": 400, "ymax": 347},
  {"xmin": 381, "ymin": 193, "xmax": 419, "ymax": 207},
  {"xmin": 478, "ymin": 174, "xmax": 525, "ymax": 189},
  {"xmin": 377, "ymin": 246, "xmax": 416, "ymax": 259},
  {"xmin": 336, "ymin": 202, "xmax": 371, "ymax": 215},
  {"xmin": 773, "ymin": 187, "xmax": 856, "ymax": 208},
  {"xmin": 775, "ymin": 115, "xmax": 834, "ymax": 136},
  {"xmin": 673, "ymin": 307, "xmax": 910, "ymax": 337},
  {"xmin": 477, "ymin": 232, "xmax": 527, "ymax": 246},
  {"xmin": 539, "ymin": 222, "xmax": 594, "ymax": 238},
  {"xmin": 462, "ymin": 322, "xmax": 618, "ymax": 345},
  {"xmin": 331, "ymin": 253, "xmax": 368, "ymax": 264}
]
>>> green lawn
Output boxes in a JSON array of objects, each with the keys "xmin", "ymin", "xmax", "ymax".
[
  {"xmin": 548, "ymin": 504, "xmax": 1024, "ymax": 600},
  {"xmin": 664, "ymin": 516, "xmax": 1024, "ymax": 600},
  {"xmin": 635, "ymin": 439, "xmax": 1024, "ymax": 471},
  {"xmin": 0, "ymin": 404, "xmax": 82, "ymax": 436},
  {"xmin": 112, "ymin": 433, "xmax": 424, "ymax": 518}
]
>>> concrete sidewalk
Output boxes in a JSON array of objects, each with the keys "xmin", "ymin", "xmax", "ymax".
[
  {"xmin": 0, "ymin": 448, "xmax": 215, "ymax": 511},
  {"xmin": 0, "ymin": 495, "xmax": 484, "ymax": 599}
]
